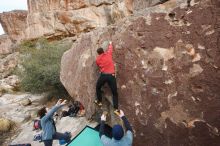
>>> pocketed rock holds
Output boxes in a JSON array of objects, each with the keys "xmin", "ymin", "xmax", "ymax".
[{"xmin": 0, "ymin": 118, "xmax": 12, "ymax": 132}]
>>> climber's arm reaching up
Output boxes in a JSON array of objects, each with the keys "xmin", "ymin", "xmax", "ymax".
[
  {"xmin": 118, "ymin": 110, "xmax": 133, "ymax": 144},
  {"xmin": 99, "ymin": 114, "xmax": 111, "ymax": 145},
  {"xmin": 106, "ymin": 41, "xmax": 113, "ymax": 55},
  {"xmin": 119, "ymin": 110, "xmax": 133, "ymax": 132}
]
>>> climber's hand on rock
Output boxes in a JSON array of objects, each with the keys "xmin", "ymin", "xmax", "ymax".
[
  {"xmin": 119, "ymin": 110, "xmax": 125, "ymax": 118},
  {"xmin": 109, "ymin": 41, "xmax": 112, "ymax": 45},
  {"xmin": 101, "ymin": 114, "xmax": 107, "ymax": 121}
]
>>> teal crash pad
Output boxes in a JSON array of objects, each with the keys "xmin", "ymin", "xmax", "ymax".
[{"xmin": 67, "ymin": 126, "xmax": 103, "ymax": 146}]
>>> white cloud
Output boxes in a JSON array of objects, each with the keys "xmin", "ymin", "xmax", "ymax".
[
  {"xmin": 0, "ymin": 0, "xmax": 27, "ymax": 13},
  {"xmin": 0, "ymin": 0, "xmax": 28, "ymax": 35}
]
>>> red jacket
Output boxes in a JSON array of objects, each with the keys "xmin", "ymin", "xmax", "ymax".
[{"xmin": 96, "ymin": 44, "xmax": 115, "ymax": 74}]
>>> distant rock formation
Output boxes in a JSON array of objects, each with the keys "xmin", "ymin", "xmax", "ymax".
[
  {"xmin": 0, "ymin": 10, "xmax": 27, "ymax": 42},
  {"xmin": 60, "ymin": 0, "xmax": 220, "ymax": 145},
  {"xmin": 25, "ymin": 0, "xmax": 132, "ymax": 39},
  {"xmin": 0, "ymin": 0, "xmax": 168, "ymax": 41}
]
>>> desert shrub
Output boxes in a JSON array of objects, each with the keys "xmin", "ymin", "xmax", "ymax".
[{"xmin": 16, "ymin": 38, "xmax": 72, "ymax": 96}]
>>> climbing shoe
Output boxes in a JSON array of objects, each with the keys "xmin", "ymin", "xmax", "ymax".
[
  {"xmin": 114, "ymin": 109, "xmax": 120, "ymax": 116},
  {"xmin": 94, "ymin": 100, "xmax": 102, "ymax": 106}
]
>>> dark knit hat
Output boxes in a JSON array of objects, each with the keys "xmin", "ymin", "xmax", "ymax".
[{"xmin": 112, "ymin": 125, "xmax": 124, "ymax": 140}]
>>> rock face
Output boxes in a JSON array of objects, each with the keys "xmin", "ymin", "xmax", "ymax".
[
  {"xmin": 25, "ymin": 0, "xmax": 130, "ymax": 39},
  {"xmin": 0, "ymin": 0, "xmax": 169, "ymax": 41},
  {"xmin": 0, "ymin": 52, "xmax": 19, "ymax": 96},
  {"xmin": 0, "ymin": 52, "xmax": 19, "ymax": 78},
  {"xmin": 61, "ymin": 0, "xmax": 220, "ymax": 145},
  {"xmin": 0, "ymin": 10, "xmax": 27, "ymax": 42},
  {"xmin": 27, "ymin": 0, "xmax": 164, "ymax": 13},
  {"xmin": 27, "ymin": 0, "xmax": 114, "ymax": 13},
  {"xmin": 0, "ymin": 75, "xmax": 20, "ymax": 96},
  {"xmin": 25, "ymin": 0, "xmax": 166, "ymax": 39},
  {"xmin": 0, "ymin": 35, "xmax": 14, "ymax": 55}
]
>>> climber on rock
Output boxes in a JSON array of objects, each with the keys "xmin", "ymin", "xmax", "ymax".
[
  {"xmin": 99, "ymin": 110, "xmax": 133, "ymax": 146},
  {"xmin": 95, "ymin": 41, "xmax": 119, "ymax": 114}
]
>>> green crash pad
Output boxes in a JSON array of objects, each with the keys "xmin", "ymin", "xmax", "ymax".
[{"xmin": 67, "ymin": 126, "xmax": 103, "ymax": 146}]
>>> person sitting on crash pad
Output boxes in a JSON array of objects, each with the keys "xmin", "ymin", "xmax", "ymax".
[
  {"xmin": 37, "ymin": 99, "xmax": 71, "ymax": 146},
  {"xmin": 99, "ymin": 110, "xmax": 133, "ymax": 146},
  {"xmin": 95, "ymin": 41, "xmax": 119, "ymax": 114}
]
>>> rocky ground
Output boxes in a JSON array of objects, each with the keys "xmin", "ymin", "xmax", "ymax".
[{"xmin": 0, "ymin": 93, "xmax": 97, "ymax": 146}]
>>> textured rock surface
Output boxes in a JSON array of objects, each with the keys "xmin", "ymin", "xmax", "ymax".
[
  {"xmin": 25, "ymin": 0, "xmax": 167, "ymax": 39},
  {"xmin": 0, "ymin": 52, "xmax": 19, "ymax": 78},
  {"xmin": 0, "ymin": 10, "xmax": 27, "ymax": 42},
  {"xmin": 25, "ymin": 5, "xmax": 115, "ymax": 39},
  {"xmin": 0, "ymin": 52, "xmax": 19, "ymax": 95},
  {"xmin": 25, "ymin": 0, "xmax": 131, "ymax": 39},
  {"xmin": 0, "ymin": 75, "xmax": 20, "ymax": 95},
  {"xmin": 27, "ymin": 0, "xmax": 114, "ymax": 13},
  {"xmin": 0, "ymin": 0, "xmax": 172, "ymax": 40},
  {"xmin": 61, "ymin": 0, "xmax": 220, "ymax": 145},
  {"xmin": 0, "ymin": 93, "xmax": 45, "ymax": 123},
  {"xmin": 27, "ymin": 0, "xmax": 168, "ymax": 13},
  {"xmin": 0, "ymin": 35, "xmax": 14, "ymax": 55}
]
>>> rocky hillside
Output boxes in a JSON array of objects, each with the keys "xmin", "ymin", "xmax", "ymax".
[{"xmin": 60, "ymin": 0, "xmax": 220, "ymax": 145}]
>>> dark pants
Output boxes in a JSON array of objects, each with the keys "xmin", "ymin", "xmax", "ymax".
[
  {"xmin": 96, "ymin": 73, "xmax": 118, "ymax": 109},
  {"xmin": 43, "ymin": 132, "xmax": 71, "ymax": 146}
]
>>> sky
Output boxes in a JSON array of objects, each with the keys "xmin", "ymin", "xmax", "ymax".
[{"xmin": 0, "ymin": 0, "xmax": 27, "ymax": 34}]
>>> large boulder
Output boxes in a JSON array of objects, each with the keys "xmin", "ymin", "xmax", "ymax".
[
  {"xmin": 0, "ymin": 10, "xmax": 27, "ymax": 42},
  {"xmin": 61, "ymin": 0, "xmax": 220, "ymax": 145}
]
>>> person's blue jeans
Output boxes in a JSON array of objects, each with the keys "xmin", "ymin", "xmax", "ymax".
[{"xmin": 43, "ymin": 132, "xmax": 71, "ymax": 146}]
